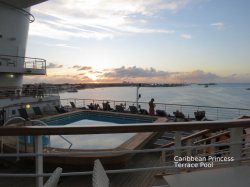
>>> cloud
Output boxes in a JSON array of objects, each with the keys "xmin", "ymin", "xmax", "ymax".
[
  {"xmin": 72, "ymin": 65, "xmax": 81, "ymax": 69},
  {"xmin": 46, "ymin": 63, "xmax": 63, "ymax": 69},
  {"xmin": 77, "ymin": 66, "xmax": 92, "ymax": 71},
  {"xmin": 180, "ymin": 33, "xmax": 192, "ymax": 39},
  {"xmin": 102, "ymin": 68, "xmax": 227, "ymax": 83},
  {"xmin": 72, "ymin": 65, "xmax": 93, "ymax": 71},
  {"xmin": 24, "ymin": 66, "xmax": 250, "ymax": 84},
  {"xmin": 104, "ymin": 66, "xmax": 171, "ymax": 78},
  {"xmin": 24, "ymin": 74, "xmax": 93, "ymax": 84},
  {"xmin": 210, "ymin": 22, "xmax": 225, "ymax": 30},
  {"xmin": 54, "ymin": 43, "xmax": 80, "ymax": 49},
  {"xmin": 175, "ymin": 70, "xmax": 221, "ymax": 83},
  {"xmin": 29, "ymin": 0, "xmax": 197, "ymax": 40}
]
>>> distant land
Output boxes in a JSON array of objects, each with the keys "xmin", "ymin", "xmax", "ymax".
[
  {"xmin": 197, "ymin": 83, "xmax": 217, "ymax": 86},
  {"xmin": 23, "ymin": 82, "xmax": 188, "ymax": 91}
]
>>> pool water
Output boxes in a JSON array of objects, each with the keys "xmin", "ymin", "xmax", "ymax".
[
  {"xmin": 21, "ymin": 111, "xmax": 156, "ymax": 149},
  {"xmin": 49, "ymin": 120, "xmax": 134, "ymax": 149},
  {"xmin": 43, "ymin": 111, "xmax": 156, "ymax": 125}
]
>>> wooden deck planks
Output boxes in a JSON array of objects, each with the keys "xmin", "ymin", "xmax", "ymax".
[
  {"xmin": 0, "ymin": 152, "xmax": 167, "ymax": 187},
  {"xmin": 109, "ymin": 152, "xmax": 167, "ymax": 187}
]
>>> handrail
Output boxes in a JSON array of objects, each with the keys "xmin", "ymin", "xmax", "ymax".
[
  {"xmin": 30, "ymin": 120, "xmax": 73, "ymax": 149},
  {"xmin": 61, "ymin": 98, "xmax": 250, "ymax": 111},
  {"xmin": 0, "ymin": 54, "xmax": 45, "ymax": 62},
  {"xmin": 0, "ymin": 85, "xmax": 59, "ymax": 101},
  {"xmin": 1, "ymin": 116, "xmax": 26, "ymax": 159},
  {"xmin": 0, "ymin": 54, "xmax": 46, "ymax": 70},
  {"xmin": 61, "ymin": 98, "xmax": 250, "ymax": 121},
  {"xmin": 3, "ymin": 116, "xmax": 26, "ymax": 126},
  {"xmin": 0, "ymin": 118, "xmax": 250, "ymax": 136},
  {"xmin": 0, "ymin": 144, "xmax": 250, "ymax": 176},
  {"xmin": 1, "ymin": 118, "xmax": 250, "ymax": 186},
  {"xmin": 0, "ymin": 141, "xmax": 246, "ymax": 157}
]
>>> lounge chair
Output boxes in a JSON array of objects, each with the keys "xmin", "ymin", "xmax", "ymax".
[
  {"xmin": 156, "ymin": 110, "xmax": 167, "ymax": 116},
  {"xmin": 44, "ymin": 167, "xmax": 62, "ymax": 187},
  {"xmin": 102, "ymin": 103, "xmax": 107, "ymax": 111},
  {"xmin": 18, "ymin": 108, "xmax": 29, "ymax": 120},
  {"xmin": 194, "ymin": 110, "xmax": 206, "ymax": 121},
  {"xmin": 70, "ymin": 101, "xmax": 76, "ymax": 109},
  {"xmin": 92, "ymin": 159, "xmax": 109, "ymax": 187},
  {"xmin": 173, "ymin": 110, "xmax": 185, "ymax": 118},
  {"xmin": 173, "ymin": 110, "xmax": 190, "ymax": 122},
  {"xmin": 55, "ymin": 106, "xmax": 68, "ymax": 113},
  {"xmin": 102, "ymin": 102, "xmax": 113, "ymax": 111},
  {"xmin": 88, "ymin": 103, "xmax": 96, "ymax": 110},
  {"xmin": 115, "ymin": 105, "xmax": 125, "ymax": 112},
  {"xmin": 139, "ymin": 109, "xmax": 148, "ymax": 115},
  {"xmin": 70, "ymin": 101, "xmax": 86, "ymax": 110},
  {"xmin": 33, "ymin": 106, "xmax": 43, "ymax": 116},
  {"xmin": 129, "ymin": 106, "xmax": 138, "ymax": 114}
]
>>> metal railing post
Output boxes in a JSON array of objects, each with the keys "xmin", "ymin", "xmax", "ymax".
[
  {"xmin": 16, "ymin": 136, "xmax": 20, "ymax": 161},
  {"xmin": 186, "ymin": 139, "xmax": 192, "ymax": 157},
  {"xmin": 161, "ymin": 150, "xmax": 166, "ymax": 163},
  {"xmin": 174, "ymin": 131, "xmax": 181, "ymax": 157},
  {"xmin": 230, "ymin": 127, "xmax": 243, "ymax": 166},
  {"xmin": 35, "ymin": 135, "xmax": 43, "ymax": 187}
]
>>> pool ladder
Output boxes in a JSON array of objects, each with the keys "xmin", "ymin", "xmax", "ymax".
[
  {"xmin": 31, "ymin": 120, "xmax": 73, "ymax": 149},
  {"xmin": 1, "ymin": 118, "xmax": 73, "ymax": 161}
]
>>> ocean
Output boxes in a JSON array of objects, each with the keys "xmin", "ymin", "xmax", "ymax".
[{"xmin": 60, "ymin": 83, "xmax": 250, "ymax": 109}]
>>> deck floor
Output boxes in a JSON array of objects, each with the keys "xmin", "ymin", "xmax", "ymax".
[{"xmin": 0, "ymin": 152, "xmax": 167, "ymax": 187}]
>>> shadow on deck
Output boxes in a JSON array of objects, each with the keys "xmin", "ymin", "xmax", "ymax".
[{"xmin": 0, "ymin": 152, "xmax": 167, "ymax": 187}]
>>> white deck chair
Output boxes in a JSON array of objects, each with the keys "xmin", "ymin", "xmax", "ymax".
[
  {"xmin": 44, "ymin": 167, "xmax": 63, "ymax": 187},
  {"xmin": 92, "ymin": 159, "xmax": 110, "ymax": 187}
]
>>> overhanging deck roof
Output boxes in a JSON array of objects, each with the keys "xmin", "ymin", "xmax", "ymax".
[{"xmin": 0, "ymin": 0, "xmax": 47, "ymax": 8}]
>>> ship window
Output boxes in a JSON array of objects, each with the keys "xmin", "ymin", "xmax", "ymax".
[{"xmin": 12, "ymin": 110, "xmax": 16, "ymax": 115}]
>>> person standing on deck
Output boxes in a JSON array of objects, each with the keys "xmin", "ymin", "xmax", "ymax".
[{"xmin": 149, "ymin": 98, "xmax": 155, "ymax": 115}]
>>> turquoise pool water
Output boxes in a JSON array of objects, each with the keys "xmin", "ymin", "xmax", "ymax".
[
  {"xmin": 21, "ymin": 111, "xmax": 156, "ymax": 149},
  {"xmin": 42, "ymin": 111, "xmax": 156, "ymax": 125}
]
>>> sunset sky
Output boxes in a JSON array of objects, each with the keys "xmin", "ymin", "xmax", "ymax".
[{"xmin": 25, "ymin": 0, "xmax": 250, "ymax": 84}]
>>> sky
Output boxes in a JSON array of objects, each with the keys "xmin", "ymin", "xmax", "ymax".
[{"xmin": 25, "ymin": 0, "xmax": 250, "ymax": 84}]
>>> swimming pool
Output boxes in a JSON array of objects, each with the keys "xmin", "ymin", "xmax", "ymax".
[
  {"xmin": 43, "ymin": 111, "xmax": 156, "ymax": 125},
  {"xmin": 22, "ymin": 111, "xmax": 157, "ymax": 149}
]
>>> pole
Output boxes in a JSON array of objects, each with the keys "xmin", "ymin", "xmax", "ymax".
[
  {"xmin": 35, "ymin": 135, "xmax": 43, "ymax": 187},
  {"xmin": 136, "ymin": 83, "xmax": 141, "ymax": 109}
]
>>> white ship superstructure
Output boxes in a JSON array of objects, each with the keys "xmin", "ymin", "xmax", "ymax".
[{"xmin": 0, "ymin": 0, "xmax": 59, "ymax": 123}]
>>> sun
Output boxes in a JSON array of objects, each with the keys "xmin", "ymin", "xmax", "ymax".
[{"xmin": 88, "ymin": 74, "xmax": 98, "ymax": 81}]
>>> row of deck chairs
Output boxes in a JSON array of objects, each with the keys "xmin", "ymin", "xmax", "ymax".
[
  {"xmin": 18, "ymin": 105, "xmax": 69, "ymax": 120},
  {"xmin": 66, "ymin": 101, "xmax": 207, "ymax": 120},
  {"xmin": 172, "ymin": 110, "xmax": 207, "ymax": 121},
  {"xmin": 69, "ymin": 100, "xmax": 150, "ymax": 115},
  {"xmin": 18, "ymin": 107, "xmax": 43, "ymax": 120}
]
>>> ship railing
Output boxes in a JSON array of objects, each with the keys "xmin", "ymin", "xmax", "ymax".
[
  {"xmin": 0, "ymin": 54, "xmax": 46, "ymax": 70},
  {"xmin": 61, "ymin": 98, "xmax": 250, "ymax": 120},
  {"xmin": 0, "ymin": 86, "xmax": 59, "ymax": 98},
  {"xmin": 0, "ymin": 119, "xmax": 250, "ymax": 187},
  {"xmin": 21, "ymin": 86, "xmax": 59, "ymax": 97},
  {"xmin": 24, "ymin": 59, "xmax": 46, "ymax": 70}
]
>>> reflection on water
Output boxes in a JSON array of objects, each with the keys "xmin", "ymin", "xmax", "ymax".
[
  {"xmin": 49, "ymin": 120, "xmax": 135, "ymax": 149},
  {"xmin": 60, "ymin": 84, "xmax": 250, "ymax": 109}
]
